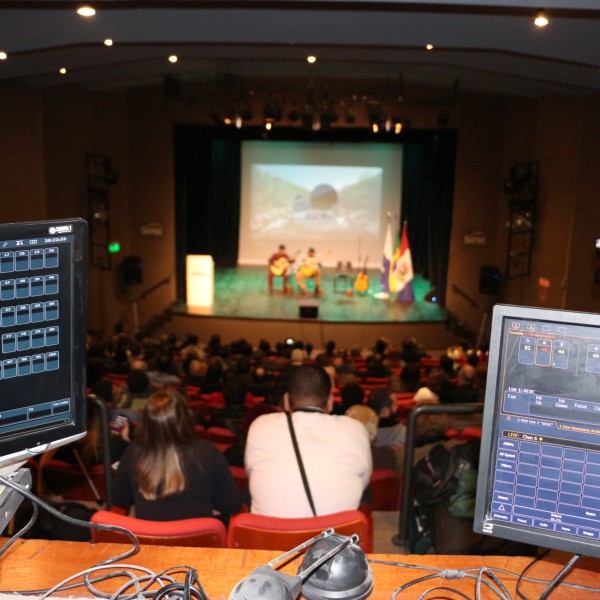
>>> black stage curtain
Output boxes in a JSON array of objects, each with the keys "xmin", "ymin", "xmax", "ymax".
[
  {"xmin": 174, "ymin": 126, "xmax": 455, "ymax": 305},
  {"xmin": 401, "ymin": 132, "xmax": 456, "ymax": 306}
]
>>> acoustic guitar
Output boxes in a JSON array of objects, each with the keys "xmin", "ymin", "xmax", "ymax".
[
  {"xmin": 354, "ymin": 255, "xmax": 369, "ymax": 292},
  {"xmin": 299, "ymin": 249, "xmax": 330, "ymax": 277},
  {"xmin": 270, "ymin": 250, "xmax": 300, "ymax": 277}
]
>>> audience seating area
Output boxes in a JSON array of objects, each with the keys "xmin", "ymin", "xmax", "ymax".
[{"xmin": 59, "ymin": 331, "xmax": 488, "ymax": 552}]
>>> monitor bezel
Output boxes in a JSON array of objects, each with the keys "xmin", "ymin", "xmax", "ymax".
[
  {"xmin": 0, "ymin": 218, "xmax": 88, "ymax": 470},
  {"xmin": 474, "ymin": 303, "xmax": 600, "ymax": 558}
]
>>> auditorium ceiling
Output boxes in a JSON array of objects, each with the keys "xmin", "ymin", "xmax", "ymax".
[{"xmin": 0, "ymin": 0, "xmax": 599, "ymax": 98}]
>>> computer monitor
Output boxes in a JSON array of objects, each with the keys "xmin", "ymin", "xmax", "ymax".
[
  {"xmin": 0, "ymin": 218, "xmax": 87, "ymax": 472},
  {"xmin": 474, "ymin": 304, "xmax": 600, "ymax": 558}
]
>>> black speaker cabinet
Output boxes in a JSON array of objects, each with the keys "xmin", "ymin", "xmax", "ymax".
[
  {"xmin": 479, "ymin": 265, "xmax": 500, "ymax": 295},
  {"xmin": 122, "ymin": 255, "xmax": 143, "ymax": 285},
  {"xmin": 299, "ymin": 300, "xmax": 319, "ymax": 318}
]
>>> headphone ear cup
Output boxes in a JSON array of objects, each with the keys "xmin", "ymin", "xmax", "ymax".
[{"xmin": 298, "ymin": 534, "xmax": 374, "ymax": 600}]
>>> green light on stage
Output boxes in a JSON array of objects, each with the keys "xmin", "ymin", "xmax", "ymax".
[{"xmin": 108, "ymin": 241, "xmax": 121, "ymax": 254}]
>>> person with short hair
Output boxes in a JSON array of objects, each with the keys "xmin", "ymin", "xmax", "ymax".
[
  {"xmin": 245, "ymin": 364, "xmax": 372, "ymax": 517},
  {"xmin": 295, "ymin": 247, "xmax": 323, "ymax": 296},
  {"xmin": 268, "ymin": 244, "xmax": 295, "ymax": 293}
]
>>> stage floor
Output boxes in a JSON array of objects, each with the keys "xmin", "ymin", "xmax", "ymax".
[{"xmin": 175, "ymin": 266, "xmax": 446, "ymax": 324}]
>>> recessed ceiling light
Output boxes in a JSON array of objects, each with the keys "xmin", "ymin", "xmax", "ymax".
[
  {"xmin": 104, "ymin": 39, "xmax": 113, "ymax": 47},
  {"xmin": 0, "ymin": 51, "xmax": 7, "ymax": 61},
  {"xmin": 59, "ymin": 67, "xmax": 67, "ymax": 75},
  {"xmin": 534, "ymin": 10, "xmax": 549, "ymax": 27},
  {"xmin": 307, "ymin": 55, "xmax": 317, "ymax": 64},
  {"xmin": 76, "ymin": 5, "xmax": 96, "ymax": 17},
  {"xmin": 168, "ymin": 55, "xmax": 178, "ymax": 64},
  {"xmin": 426, "ymin": 44, "xmax": 434, "ymax": 51}
]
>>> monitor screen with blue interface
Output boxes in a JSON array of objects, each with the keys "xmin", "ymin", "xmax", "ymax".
[
  {"xmin": 0, "ymin": 219, "xmax": 87, "ymax": 471},
  {"xmin": 474, "ymin": 304, "xmax": 600, "ymax": 558}
]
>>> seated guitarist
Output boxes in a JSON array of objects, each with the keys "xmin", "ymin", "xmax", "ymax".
[
  {"xmin": 296, "ymin": 247, "xmax": 322, "ymax": 296},
  {"xmin": 268, "ymin": 244, "xmax": 294, "ymax": 293}
]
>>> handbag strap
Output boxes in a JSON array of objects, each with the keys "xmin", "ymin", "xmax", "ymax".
[{"xmin": 285, "ymin": 411, "xmax": 317, "ymax": 516}]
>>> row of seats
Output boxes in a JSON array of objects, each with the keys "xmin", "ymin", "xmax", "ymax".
[
  {"xmin": 32, "ymin": 457, "xmax": 401, "ymax": 514},
  {"xmin": 90, "ymin": 508, "xmax": 372, "ymax": 552}
]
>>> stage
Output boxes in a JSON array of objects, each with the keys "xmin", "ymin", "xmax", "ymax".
[{"xmin": 170, "ymin": 266, "xmax": 456, "ymax": 350}]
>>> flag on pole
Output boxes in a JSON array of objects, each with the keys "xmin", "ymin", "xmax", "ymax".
[
  {"xmin": 376, "ymin": 217, "xmax": 395, "ymax": 299},
  {"xmin": 391, "ymin": 222, "xmax": 415, "ymax": 303}
]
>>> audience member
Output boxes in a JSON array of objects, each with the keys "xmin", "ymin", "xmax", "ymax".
[
  {"xmin": 332, "ymin": 381, "xmax": 364, "ymax": 415},
  {"xmin": 115, "ymin": 368, "xmax": 154, "ymax": 415},
  {"xmin": 399, "ymin": 337, "xmax": 427, "ymax": 364},
  {"xmin": 247, "ymin": 366, "xmax": 272, "ymax": 398},
  {"xmin": 365, "ymin": 355, "xmax": 391, "ymax": 378},
  {"xmin": 147, "ymin": 353, "xmax": 181, "ymax": 387},
  {"xmin": 395, "ymin": 361, "xmax": 421, "ymax": 393},
  {"xmin": 245, "ymin": 364, "xmax": 372, "ymax": 517},
  {"xmin": 414, "ymin": 367, "xmax": 454, "ymax": 403},
  {"xmin": 366, "ymin": 388, "xmax": 407, "ymax": 447},
  {"xmin": 345, "ymin": 403, "xmax": 398, "ymax": 472},
  {"xmin": 113, "ymin": 389, "xmax": 242, "ymax": 521},
  {"xmin": 451, "ymin": 364, "xmax": 479, "ymax": 403},
  {"xmin": 181, "ymin": 358, "xmax": 207, "ymax": 387}
]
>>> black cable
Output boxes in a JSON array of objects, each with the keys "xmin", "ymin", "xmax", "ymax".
[
  {"xmin": 515, "ymin": 548, "xmax": 551, "ymax": 600},
  {"xmin": 0, "ymin": 501, "xmax": 39, "ymax": 559},
  {"xmin": 539, "ymin": 554, "xmax": 581, "ymax": 600},
  {"xmin": 0, "ymin": 472, "xmax": 140, "ymax": 568}
]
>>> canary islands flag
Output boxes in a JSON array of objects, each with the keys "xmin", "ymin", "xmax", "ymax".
[{"xmin": 391, "ymin": 222, "xmax": 415, "ymax": 303}]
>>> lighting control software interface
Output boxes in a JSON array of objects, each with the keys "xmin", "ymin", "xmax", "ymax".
[
  {"xmin": 487, "ymin": 317, "xmax": 600, "ymax": 542},
  {"xmin": 0, "ymin": 231, "xmax": 76, "ymax": 440}
]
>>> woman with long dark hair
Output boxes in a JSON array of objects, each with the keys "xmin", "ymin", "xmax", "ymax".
[{"xmin": 113, "ymin": 388, "xmax": 242, "ymax": 521}]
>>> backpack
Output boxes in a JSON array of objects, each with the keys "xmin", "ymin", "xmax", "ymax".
[
  {"xmin": 412, "ymin": 439, "xmax": 480, "ymax": 513},
  {"xmin": 408, "ymin": 440, "xmax": 480, "ymax": 554}
]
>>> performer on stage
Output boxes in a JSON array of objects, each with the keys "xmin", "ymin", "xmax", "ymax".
[
  {"xmin": 296, "ymin": 247, "xmax": 323, "ymax": 296},
  {"xmin": 268, "ymin": 244, "xmax": 295, "ymax": 293}
]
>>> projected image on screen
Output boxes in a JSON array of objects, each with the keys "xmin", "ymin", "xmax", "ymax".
[
  {"xmin": 239, "ymin": 141, "xmax": 402, "ymax": 267},
  {"xmin": 250, "ymin": 164, "xmax": 382, "ymax": 239}
]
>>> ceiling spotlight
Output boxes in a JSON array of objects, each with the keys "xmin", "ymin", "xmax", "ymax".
[
  {"xmin": 0, "ymin": 51, "xmax": 7, "ymax": 61},
  {"xmin": 307, "ymin": 55, "xmax": 317, "ymax": 64},
  {"xmin": 104, "ymin": 39, "xmax": 113, "ymax": 47},
  {"xmin": 265, "ymin": 121, "xmax": 273, "ymax": 131},
  {"xmin": 235, "ymin": 115, "xmax": 242, "ymax": 129},
  {"xmin": 426, "ymin": 44, "xmax": 434, "ymax": 51},
  {"xmin": 168, "ymin": 55, "xmax": 178, "ymax": 64},
  {"xmin": 59, "ymin": 67, "xmax": 67, "ymax": 75},
  {"xmin": 76, "ymin": 5, "xmax": 96, "ymax": 17},
  {"xmin": 534, "ymin": 10, "xmax": 549, "ymax": 27}
]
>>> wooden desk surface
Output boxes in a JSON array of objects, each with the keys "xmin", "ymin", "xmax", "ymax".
[{"xmin": 0, "ymin": 539, "xmax": 599, "ymax": 599}]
